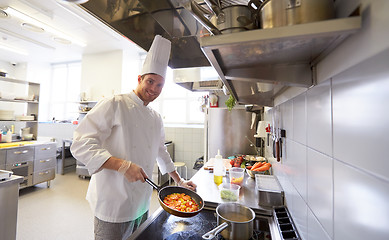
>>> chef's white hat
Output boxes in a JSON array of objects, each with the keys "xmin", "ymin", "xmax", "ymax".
[{"xmin": 140, "ymin": 35, "xmax": 171, "ymax": 79}]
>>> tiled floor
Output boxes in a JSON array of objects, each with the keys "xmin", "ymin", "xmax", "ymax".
[{"xmin": 16, "ymin": 171, "xmax": 160, "ymax": 240}]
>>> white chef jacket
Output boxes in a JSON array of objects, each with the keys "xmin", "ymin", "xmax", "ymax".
[{"xmin": 70, "ymin": 91, "xmax": 175, "ymax": 223}]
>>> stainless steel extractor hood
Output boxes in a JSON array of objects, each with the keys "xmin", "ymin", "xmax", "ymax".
[
  {"xmin": 79, "ymin": 0, "xmax": 362, "ymax": 107},
  {"xmin": 173, "ymin": 67, "xmax": 223, "ymax": 91},
  {"xmin": 80, "ymin": 0, "xmax": 213, "ymax": 68}
]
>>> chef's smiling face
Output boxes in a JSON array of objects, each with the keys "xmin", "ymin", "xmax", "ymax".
[{"xmin": 135, "ymin": 73, "xmax": 165, "ymax": 106}]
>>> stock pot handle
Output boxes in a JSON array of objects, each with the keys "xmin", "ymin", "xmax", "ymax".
[{"xmin": 202, "ymin": 222, "xmax": 229, "ymax": 239}]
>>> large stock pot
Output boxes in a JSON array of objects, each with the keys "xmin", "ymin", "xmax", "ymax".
[{"xmin": 250, "ymin": 0, "xmax": 335, "ymax": 29}]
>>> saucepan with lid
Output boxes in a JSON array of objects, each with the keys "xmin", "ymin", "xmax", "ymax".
[{"xmin": 145, "ymin": 178, "xmax": 204, "ymax": 218}]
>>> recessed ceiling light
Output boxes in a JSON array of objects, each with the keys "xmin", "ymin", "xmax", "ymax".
[
  {"xmin": 0, "ymin": 9, "xmax": 9, "ymax": 18},
  {"xmin": 21, "ymin": 22, "xmax": 45, "ymax": 33},
  {"xmin": 56, "ymin": 0, "xmax": 90, "ymax": 4},
  {"xmin": 53, "ymin": 36, "xmax": 72, "ymax": 45}
]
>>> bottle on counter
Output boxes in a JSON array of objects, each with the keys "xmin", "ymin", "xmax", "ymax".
[{"xmin": 213, "ymin": 149, "xmax": 224, "ymax": 186}]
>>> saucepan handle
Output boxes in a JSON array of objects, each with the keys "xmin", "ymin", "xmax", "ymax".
[
  {"xmin": 202, "ymin": 222, "xmax": 228, "ymax": 239},
  {"xmin": 145, "ymin": 178, "xmax": 160, "ymax": 192}
]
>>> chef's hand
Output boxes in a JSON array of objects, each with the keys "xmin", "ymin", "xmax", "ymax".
[
  {"xmin": 118, "ymin": 160, "xmax": 147, "ymax": 182},
  {"xmin": 178, "ymin": 178, "xmax": 197, "ymax": 191}
]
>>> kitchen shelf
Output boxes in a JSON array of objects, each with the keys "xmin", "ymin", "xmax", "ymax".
[
  {"xmin": 0, "ymin": 99, "xmax": 38, "ymax": 103},
  {"xmin": 0, "ymin": 77, "xmax": 40, "ymax": 138},
  {"xmin": 199, "ymin": 16, "xmax": 362, "ymax": 106}
]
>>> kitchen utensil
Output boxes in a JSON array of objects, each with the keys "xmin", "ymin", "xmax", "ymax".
[
  {"xmin": 246, "ymin": 167, "xmax": 270, "ymax": 178},
  {"xmin": 220, "ymin": 183, "xmax": 240, "ymax": 201},
  {"xmin": 183, "ymin": 0, "xmax": 222, "ymax": 35},
  {"xmin": 210, "ymin": 4, "xmax": 256, "ymax": 34},
  {"xmin": 22, "ymin": 133, "xmax": 34, "ymax": 141},
  {"xmin": 255, "ymin": 175, "xmax": 284, "ymax": 207},
  {"xmin": 250, "ymin": 0, "xmax": 335, "ymax": 29},
  {"xmin": 202, "ymin": 203, "xmax": 255, "ymax": 240},
  {"xmin": 229, "ymin": 167, "xmax": 244, "ymax": 186},
  {"xmin": 204, "ymin": 0, "xmax": 225, "ymax": 24},
  {"xmin": 145, "ymin": 178, "xmax": 204, "ymax": 218}
]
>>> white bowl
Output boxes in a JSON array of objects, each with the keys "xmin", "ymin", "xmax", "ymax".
[{"xmin": 22, "ymin": 134, "xmax": 34, "ymax": 141}]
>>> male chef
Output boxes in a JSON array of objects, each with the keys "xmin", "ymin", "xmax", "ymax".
[{"xmin": 71, "ymin": 35, "xmax": 196, "ymax": 240}]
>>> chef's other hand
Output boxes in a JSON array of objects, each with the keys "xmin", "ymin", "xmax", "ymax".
[
  {"xmin": 178, "ymin": 178, "xmax": 197, "ymax": 191},
  {"xmin": 118, "ymin": 160, "xmax": 147, "ymax": 182}
]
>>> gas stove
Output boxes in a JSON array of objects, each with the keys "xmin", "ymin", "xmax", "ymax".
[{"xmin": 128, "ymin": 206, "xmax": 275, "ymax": 240}]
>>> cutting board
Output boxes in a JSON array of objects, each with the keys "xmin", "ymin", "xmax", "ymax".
[
  {"xmin": 0, "ymin": 141, "xmax": 35, "ymax": 148},
  {"xmin": 203, "ymin": 158, "xmax": 232, "ymax": 171}
]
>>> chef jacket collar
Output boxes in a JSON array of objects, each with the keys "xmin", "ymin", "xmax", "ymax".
[{"xmin": 130, "ymin": 91, "xmax": 152, "ymax": 110}]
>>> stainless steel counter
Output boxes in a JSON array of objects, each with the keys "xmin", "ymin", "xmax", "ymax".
[
  {"xmin": 191, "ymin": 168, "xmax": 273, "ymax": 215},
  {"xmin": 0, "ymin": 175, "xmax": 23, "ymax": 240},
  {"xmin": 128, "ymin": 168, "xmax": 283, "ymax": 240}
]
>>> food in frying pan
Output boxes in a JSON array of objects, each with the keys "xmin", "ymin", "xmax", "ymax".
[{"xmin": 163, "ymin": 193, "xmax": 200, "ymax": 212}]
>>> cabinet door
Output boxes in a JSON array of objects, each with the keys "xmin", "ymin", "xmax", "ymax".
[
  {"xmin": 35, "ymin": 143, "xmax": 57, "ymax": 160},
  {"xmin": 0, "ymin": 149, "xmax": 5, "ymax": 166},
  {"xmin": 34, "ymin": 156, "xmax": 56, "ymax": 172},
  {"xmin": 6, "ymin": 147, "xmax": 34, "ymax": 164}
]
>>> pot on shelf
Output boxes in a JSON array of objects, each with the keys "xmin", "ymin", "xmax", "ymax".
[
  {"xmin": 210, "ymin": 4, "xmax": 257, "ymax": 34},
  {"xmin": 250, "ymin": 0, "xmax": 335, "ymax": 29}
]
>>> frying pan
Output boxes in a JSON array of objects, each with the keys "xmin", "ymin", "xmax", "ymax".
[{"xmin": 145, "ymin": 178, "xmax": 204, "ymax": 218}]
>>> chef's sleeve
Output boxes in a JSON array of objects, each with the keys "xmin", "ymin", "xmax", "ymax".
[
  {"xmin": 70, "ymin": 98, "xmax": 114, "ymax": 175},
  {"xmin": 156, "ymin": 117, "xmax": 175, "ymax": 175}
]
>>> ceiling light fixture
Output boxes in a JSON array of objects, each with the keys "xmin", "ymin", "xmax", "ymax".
[
  {"xmin": 21, "ymin": 22, "xmax": 45, "ymax": 33},
  {"xmin": 56, "ymin": 0, "xmax": 90, "ymax": 4},
  {"xmin": 3, "ymin": 6, "xmax": 87, "ymax": 47},
  {"xmin": 0, "ymin": 42, "xmax": 28, "ymax": 55},
  {"xmin": 0, "ymin": 9, "xmax": 9, "ymax": 18}
]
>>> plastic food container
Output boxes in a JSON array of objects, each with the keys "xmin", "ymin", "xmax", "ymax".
[
  {"xmin": 229, "ymin": 167, "xmax": 245, "ymax": 186},
  {"xmin": 220, "ymin": 183, "xmax": 240, "ymax": 201}
]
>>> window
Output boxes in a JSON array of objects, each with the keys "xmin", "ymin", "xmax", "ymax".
[
  {"xmin": 149, "ymin": 68, "xmax": 207, "ymax": 124},
  {"xmin": 43, "ymin": 62, "xmax": 81, "ymax": 122}
]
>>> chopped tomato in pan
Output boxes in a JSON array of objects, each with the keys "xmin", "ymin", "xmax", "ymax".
[{"xmin": 163, "ymin": 193, "xmax": 199, "ymax": 212}]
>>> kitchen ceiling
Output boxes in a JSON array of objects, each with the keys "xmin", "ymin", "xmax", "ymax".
[{"xmin": 0, "ymin": 0, "xmax": 144, "ymax": 64}]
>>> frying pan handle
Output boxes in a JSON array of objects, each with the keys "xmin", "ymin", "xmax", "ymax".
[
  {"xmin": 145, "ymin": 178, "xmax": 160, "ymax": 191},
  {"xmin": 202, "ymin": 222, "xmax": 228, "ymax": 239}
]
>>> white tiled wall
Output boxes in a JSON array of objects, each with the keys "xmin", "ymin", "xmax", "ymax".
[
  {"xmin": 264, "ymin": 1, "xmax": 389, "ymax": 239},
  {"xmin": 267, "ymin": 47, "xmax": 389, "ymax": 240},
  {"xmin": 164, "ymin": 126, "xmax": 204, "ymax": 179}
]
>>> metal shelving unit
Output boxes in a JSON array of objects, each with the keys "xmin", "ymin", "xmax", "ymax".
[
  {"xmin": 199, "ymin": 16, "xmax": 362, "ymax": 106},
  {"xmin": 0, "ymin": 77, "xmax": 40, "ymax": 138}
]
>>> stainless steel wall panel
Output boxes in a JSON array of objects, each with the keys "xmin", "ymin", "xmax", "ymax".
[
  {"xmin": 307, "ymin": 80, "xmax": 332, "ymax": 156},
  {"xmin": 292, "ymin": 93, "xmax": 307, "ymax": 144},
  {"xmin": 334, "ymin": 160, "xmax": 389, "ymax": 240},
  {"xmin": 307, "ymin": 148, "xmax": 333, "ymax": 238},
  {"xmin": 332, "ymin": 49, "xmax": 389, "ymax": 181},
  {"xmin": 207, "ymin": 108, "xmax": 257, "ymax": 159}
]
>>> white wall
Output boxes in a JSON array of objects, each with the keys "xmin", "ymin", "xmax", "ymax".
[
  {"xmin": 80, "ymin": 50, "xmax": 124, "ymax": 101},
  {"xmin": 267, "ymin": 1, "xmax": 389, "ymax": 239}
]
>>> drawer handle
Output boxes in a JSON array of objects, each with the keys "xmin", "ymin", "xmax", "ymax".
[
  {"xmin": 41, "ymin": 147, "xmax": 51, "ymax": 151},
  {"xmin": 13, "ymin": 162, "xmax": 28, "ymax": 167},
  {"xmin": 39, "ymin": 171, "xmax": 50, "ymax": 175},
  {"xmin": 14, "ymin": 150, "xmax": 29, "ymax": 154},
  {"xmin": 40, "ymin": 159, "xmax": 51, "ymax": 163}
]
